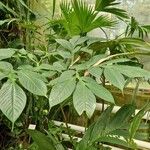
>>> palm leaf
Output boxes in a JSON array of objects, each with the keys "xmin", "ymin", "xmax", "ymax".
[
  {"xmin": 125, "ymin": 17, "xmax": 150, "ymax": 38},
  {"xmin": 95, "ymin": 0, "xmax": 129, "ymax": 19},
  {"xmin": 60, "ymin": 0, "xmax": 115, "ymax": 36}
]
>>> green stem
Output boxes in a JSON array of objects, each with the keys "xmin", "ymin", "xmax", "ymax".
[
  {"xmin": 60, "ymin": 107, "xmax": 73, "ymax": 143},
  {"xmin": 93, "ymin": 52, "xmax": 150, "ymax": 67},
  {"xmin": 101, "ymin": 74, "xmax": 106, "ymax": 112},
  {"xmin": 131, "ymin": 79, "xmax": 140, "ymax": 105}
]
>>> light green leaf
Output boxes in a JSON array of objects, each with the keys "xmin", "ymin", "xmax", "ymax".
[
  {"xmin": 18, "ymin": 70, "xmax": 47, "ymax": 96},
  {"xmin": 69, "ymin": 36, "xmax": 88, "ymax": 47},
  {"xmin": 58, "ymin": 70, "xmax": 76, "ymax": 82},
  {"xmin": 0, "ymin": 61, "xmax": 13, "ymax": 80},
  {"xmin": 0, "ymin": 61, "xmax": 13, "ymax": 71},
  {"xmin": 49, "ymin": 70, "xmax": 75, "ymax": 86},
  {"xmin": 57, "ymin": 50, "xmax": 72, "ymax": 58},
  {"xmin": 56, "ymin": 39, "xmax": 73, "ymax": 51},
  {"xmin": 53, "ymin": 61, "xmax": 67, "ymax": 71},
  {"xmin": 49, "ymin": 78, "xmax": 76, "ymax": 108},
  {"xmin": 73, "ymin": 80, "xmax": 96, "ymax": 118},
  {"xmin": 85, "ymin": 78, "xmax": 114, "ymax": 103},
  {"xmin": 0, "ymin": 48, "xmax": 16, "ymax": 60},
  {"xmin": 0, "ymin": 81, "xmax": 26, "ymax": 123},
  {"xmin": 113, "ymin": 65, "xmax": 150, "ymax": 78},
  {"xmin": 0, "ymin": 72, "xmax": 6, "ymax": 80},
  {"xmin": 88, "ymin": 67, "xmax": 103, "ymax": 78},
  {"xmin": 104, "ymin": 67, "xmax": 125, "ymax": 91}
]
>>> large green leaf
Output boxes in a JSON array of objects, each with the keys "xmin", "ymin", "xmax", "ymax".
[
  {"xmin": 0, "ymin": 72, "xmax": 6, "ymax": 80},
  {"xmin": 0, "ymin": 80, "xmax": 26, "ymax": 123},
  {"xmin": 83, "ymin": 77, "xmax": 114, "ymax": 103},
  {"xmin": 107, "ymin": 104, "xmax": 136, "ymax": 132},
  {"xmin": 0, "ymin": 61, "xmax": 13, "ymax": 80},
  {"xmin": 0, "ymin": 48, "xmax": 16, "ymax": 60},
  {"xmin": 60, "ymin": 0, "xmax": 114, "ymax": 36},
  {"xmin": 88, "ymin": 67, "xmax": 103, "ymax": 78},
  {"xmin": 95, "ymin": 0, "xmax": 128, "ymax": 19},
  {"xmin": 73, "ymin": 80, "xmax": 96, "ymax": 118},
  {"xmin": 129, "ymin": 104, "xmax": 150, "ymax": 140},
  {"xmin": 0, "ymin": 61, "xmax": 13, "ymax": 71},
  {"xmin": 28, "ymin": 130, "xmax": 56, "ymax": 150},
  {"xmin": 18, "ymin": 70, "xmax": 47, "ymax": 96},
  {"xmin": 49, "ymin": 78, "xmax": 76, "ymax": 108},
  {"xmin": 113, "ymin": 65, "xmax": 150, "ymax": 78},
  {"xmin": 104, "ymin": 67, "xmax": 126, "ymax": 91},
  {"xmin": 77, "ymin": 106, "xmax": 113, "ymax": 150},
  {"xmin": 49, "ymin": 70, "xmax": 76, "ymax": 86},
  {"xmin": 56, "ymin": 39, "xmax": 73, "ymax": 51}
]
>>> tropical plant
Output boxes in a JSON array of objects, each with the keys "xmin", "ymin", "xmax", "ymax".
[
  {"xmin": 0, "ymin": 0, "xmax": 150, "ymax": 149},
  {"xmin": 28, "ymin": 104, "xmax": 150, "ymax": 150}
]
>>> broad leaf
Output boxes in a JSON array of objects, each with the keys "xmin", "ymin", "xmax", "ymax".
[
  {"xmin": 77, "ymin": 106, "xmax": 113, "ymax": 149},
  {"xmin": 0, "ymin": 48, "xmax": 16, "ymax": 60},
  {"xmin": 69, "ymin": 36, "xmax": 88, "ymax": 47},
  {"xmin": 107, "ymin": 104, "xmax": 136, "ymax": 132},
  {"xmin": 56, "ymin": 39, "xmax": 73, "ymax": 51},
  {"xmin": 104, "ymin": 67, "xmax": 125, "ymax": 91},
  {"xmin": 85, "ymin": 78, "xmax": 114, "ymax": 103},
  {"xmin": 28, "ymin": 130, "xmax": 56, "ymax": 150},
  {"xmin": 0, "ymin": 61, "xmax": 13, "ymax": 71},
  {"xmin": 18, "ymin": 70, "xmax": 47, "ymax": 96},
  {"xmin": 73, "ymin": 80, "xmax": 96, "ymax": 118},
  {"xmin": 88, "ymin": 67, "xmax": 103, "ymax": 78},
  {"xmin": 113, "ymin": 65, "xmax": 150, "ymax": 78},
  {"xmin": 49, "ymin": 78, "xmax": 76, "ymax": 108},
  {"xmin": 49, "ymin": 70, "xmax": 75, "ymax": 86},
  {"xmin": 0, "ymin": 72, "xmax": 6, "ymax": 80},
  {"xmin": 0, "ymin": 81, "xmax": 26, "ymax": 123}
]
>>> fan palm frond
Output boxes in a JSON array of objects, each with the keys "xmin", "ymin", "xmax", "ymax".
[
  {"xmin": 60, "ymin": 0, "xmax": 115, "ymax": 36},
  {"xmin": 95, "ymin": 0, "xmax": 129, "ymax": 19}
]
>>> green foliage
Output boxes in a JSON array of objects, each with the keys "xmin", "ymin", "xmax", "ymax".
[
  {"xmin": 95, "ymin": 0, "xmax": 129, "ymax": 19},
  {"xmin": 76, "ymin": 105, "xmax": 136, "ymax": 150},
  {"xmin": 60, "ymin": 0, "xmax": 115, "ymax": 36},
  {"xmin": 0, "ymin": 80, "xmax": 26, "ymax": 124},
  {"xmin": 73, "ymin": 80, "xmax": 96, "ymax": 118},
  {"xmin": 28, "ymin": 130, "xmax": 61, "ymax": 150},
  {"xmin": 125, "ymin": 17, "xmax": 150, "ymax": 39},
  {"xmin": 49, "ymin": 77, "xmax": 76, "ymax": 108},
  {"xmin": 0, "ymin": 48, "xmax": 16, "ymax": 60},
  {"xmin": 18, "ymin": 70, "xmax": 47, "ymax": 96},
  {"xmin": 0, "ymin": 0, "xmax": 150, "ymax": 150}
]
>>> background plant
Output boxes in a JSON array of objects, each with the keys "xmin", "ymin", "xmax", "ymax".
[{"xmin": 0, "ymin": 0, "xmax": 150, "ymax": 149}]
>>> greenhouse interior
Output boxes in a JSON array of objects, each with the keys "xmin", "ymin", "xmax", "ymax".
[{"xmin": 0, "ymin": 0, "xmax": 150, "ymax": 150}]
